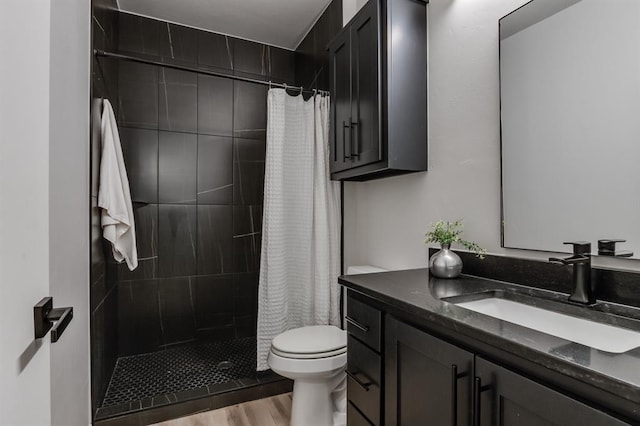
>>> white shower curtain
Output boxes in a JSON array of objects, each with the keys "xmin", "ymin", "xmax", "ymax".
[{"xmin": 257, "ymin": 89, "xmax": 341, "ymax": 370}]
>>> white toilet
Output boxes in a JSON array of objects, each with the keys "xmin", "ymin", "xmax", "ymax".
[{"xmin": 268, "ymin": 325, "xmax": 347, "ymax": 426}]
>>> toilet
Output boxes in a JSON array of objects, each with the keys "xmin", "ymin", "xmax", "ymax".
[
  {"xmin": 268, "ymin": 325, "xmax": 347, "ymax": 426},
  {"xmin": 267, "ymin": 266, "xmax": 387, "ymax": 426}
]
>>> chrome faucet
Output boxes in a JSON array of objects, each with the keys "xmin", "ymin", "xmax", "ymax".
[{"xmin": 549, "ymin": 241, "xmax": 594, "ymax": 305}]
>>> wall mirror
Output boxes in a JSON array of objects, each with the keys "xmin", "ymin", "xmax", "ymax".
[{"xmin": 500, "ymin": 0, "xmax": 640, "ymax": 258}]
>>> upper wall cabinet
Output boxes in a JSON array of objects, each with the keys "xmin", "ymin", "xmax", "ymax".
[{"xmin": 329, "ymin": 0, "xmax": 428, "ymax": 181}]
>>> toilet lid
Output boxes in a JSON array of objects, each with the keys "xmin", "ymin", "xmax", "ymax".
[{"xmin": 271, "ymin": 325, "xmax": 347, "ymax": 356}]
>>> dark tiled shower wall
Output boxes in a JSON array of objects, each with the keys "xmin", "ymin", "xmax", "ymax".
[
  {"xmin": 91, "ymin": 0, "xmax": 120, "ymax": 414},
  {"xmin": 109, "ymin": 12, "xmax": 297, "ymax": 357},
  {"xmin": 295, "ymin": 0, "xmax": 343, "ymax": 91}
]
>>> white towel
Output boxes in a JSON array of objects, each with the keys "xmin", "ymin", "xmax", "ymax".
[{"xmin": 98, "ymin": 99, "xmax": 138, "ymax": 271}]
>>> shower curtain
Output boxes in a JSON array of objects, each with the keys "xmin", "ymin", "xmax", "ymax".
[{"xmin": 257, "ymin": 89, "xmax": 341, "ymax": 370}]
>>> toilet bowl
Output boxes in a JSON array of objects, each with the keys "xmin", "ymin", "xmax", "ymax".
[{"xmin": 268, "ymin": 325, "xmax": 347, "ymax": 426}]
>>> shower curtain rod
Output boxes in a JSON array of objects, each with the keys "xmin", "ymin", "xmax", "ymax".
[{"xmin": 94, "ymin": 49, "xmax": 329, "ymax": 96}]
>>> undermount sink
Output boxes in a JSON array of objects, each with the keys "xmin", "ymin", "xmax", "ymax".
[{"xmin": 445, "ymin": 291, "xmax": 640, "ymax": 353}]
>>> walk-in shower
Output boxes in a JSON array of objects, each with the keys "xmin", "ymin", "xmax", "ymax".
[{"xmin": 89, "ymin": 0, "xmax": 341, "ymax": 423}]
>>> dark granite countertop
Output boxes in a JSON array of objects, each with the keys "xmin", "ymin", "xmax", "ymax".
[{"xmin": 339, "ymin": 268, "xmax": 640, "ymax": 413}]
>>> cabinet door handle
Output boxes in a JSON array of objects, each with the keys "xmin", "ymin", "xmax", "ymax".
[
  {"xmin": 346, "ymin": 370, "xmax": 373, "ymax": 391},
  {"xmin": 345, "ymin": 316, "xmax": 369, "ymax": 332},
  {"xmin": 473, "ymin": 377, "xmax": 491, "ymax": 426},
  {"xmin": 343, "ymin": 121, "xmax": 352, "ymax": 160},
  {"xmin": 350, "ymin": 120, "xmax": 359, "ymax": 158},
  {"xmin": 451, "ymin": 364, "xmax": 467, "ymax": 426}
]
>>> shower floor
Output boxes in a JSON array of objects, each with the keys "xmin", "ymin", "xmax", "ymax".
[{"xmin": 97, "ymin": 337, "xmax": 281, "ymax": 420}]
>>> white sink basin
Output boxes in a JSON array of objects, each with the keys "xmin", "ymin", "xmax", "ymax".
[{"xmin": 456, "ymin": 297, "xmax": 640, "ymax": 353}]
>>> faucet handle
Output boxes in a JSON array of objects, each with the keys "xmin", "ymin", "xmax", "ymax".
[
  {"xmin": 598, "ymin": 239, "xmax": 633, "ymax": 257},
  {"xmin": 563, "ymin": 241, "xmax": 591, "ymax": 255}
]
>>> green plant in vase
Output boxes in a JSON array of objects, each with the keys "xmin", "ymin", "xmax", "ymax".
[{"xmin": 425, "ymin": 220, "xmax": 486, "ymax": 278}]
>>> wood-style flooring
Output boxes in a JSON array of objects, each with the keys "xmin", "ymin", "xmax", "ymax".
[{"xmin": 152, "ymin": 393, "xmax": 292, "ymax": 426}]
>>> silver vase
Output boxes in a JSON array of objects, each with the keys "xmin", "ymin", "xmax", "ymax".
[{"xmin": 429, "ymin": 243, "xmax": 462, "ymax": 278}]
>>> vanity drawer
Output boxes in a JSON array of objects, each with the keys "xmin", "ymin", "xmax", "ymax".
[
  {"xmin": 347, "ymin": 335, "xmax": 381, "ymax": 426},
  {"xmin": 346, "ymin": 293, "xmax": 382, "ymax": 352}
]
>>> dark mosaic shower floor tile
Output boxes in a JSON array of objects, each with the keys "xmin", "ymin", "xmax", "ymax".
[{"xmin": 99, "ymin": 337, "xmax": 275, "ymax": 414}]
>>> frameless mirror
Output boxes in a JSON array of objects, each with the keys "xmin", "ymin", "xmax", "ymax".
[{"xmin": 500, "ymin": 0, "xmax": 640, "ymax": 258}]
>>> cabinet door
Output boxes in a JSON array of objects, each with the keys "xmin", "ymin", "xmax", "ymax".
[
  {"xmin": 350, "ymin": 0, "xmax": 381, "ymax": 168},
  {"xmin": 475, "ymin": 357, "xmax": 629, "ymax": 426},
  {"xmin": 385, "ymin": 317, "xmax": 474, "ymax": 426},
  {"xmin": 329, "ymin": 29, "xmax": 353, "ymax": 173}
]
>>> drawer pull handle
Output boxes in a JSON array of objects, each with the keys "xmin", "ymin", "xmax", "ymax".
[
  {"xmin": 451, "ymin": 364, "xmax": 467, "ymax": 426},
  {"xmin": 345, "ymin": 316, "xmax": 369, "ymax": 332},
  {"xmin": 346, "ymin": 370, "xmax": 373, "ymax": 391}
]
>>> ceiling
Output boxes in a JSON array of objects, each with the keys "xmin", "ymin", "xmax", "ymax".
[{"xmin": 116, "ymin": 0, "xmax": 333, "ymax": 50}]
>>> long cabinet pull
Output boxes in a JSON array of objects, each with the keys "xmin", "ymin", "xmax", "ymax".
[
  {"xmin": 473, "ymin": 377, "xmax": 491, "ymax": 426},
  {"xmin": 451, "ymin": 364, "xmax": 467, "ymax": 426},
  {"xmin": 346, "ymin": 370, "xmax": 373, "ymax": 391},
  {"xmin": 345, "ymin": 316, "xmax": 369, "ymax": 332},
  {"xmin": 343, "ymin": 121, "xmax": 352, "ymax": 160},
  {"xmin": 350, "ymin": 120, "xmax": 360, "ymax": 158}
]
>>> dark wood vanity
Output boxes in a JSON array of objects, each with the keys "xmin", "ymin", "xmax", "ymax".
[{"xmin": 340, "ymin": 265, "xmax": 640, "ymax": 425}]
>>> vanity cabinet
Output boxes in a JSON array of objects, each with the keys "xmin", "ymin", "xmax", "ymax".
[
  {"xmin": 328, "ymin": 0, "xmax": 427, "ymax": 181},
  {"xmin": 344, "ymin": 289, "xmax": 633, "ymax": 425}
]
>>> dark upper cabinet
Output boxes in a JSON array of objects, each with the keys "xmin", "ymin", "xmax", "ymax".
[
  {"xmin": 385, "ymin": 316, "xmax": 474, "ymax": 426},
  {"xmin": 475, "ymin": 357, "xmax": 628, "ymax": 426},
  {"xmin": 329, "ymin": 0, "xmax": 427, "ymax": 181}
]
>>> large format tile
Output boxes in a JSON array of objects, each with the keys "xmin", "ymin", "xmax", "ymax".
[
  {"xmin": 197, "ymin": 135, "xmax": 233, "ymax": 205},
  {"xmin": 233, "ymin": 161, "xmax": 265, "ymax": 206},
  {"xmin": 113, "ymin": 204, "xmax": 158, "ymax": 281},
  {"xmin": 197, "ymin": 205, "xmax": 233, "ymax": 275},
  {"xmin": 269, "ymin": 47, "xmax": 296, "ymax": 84},
  {"xmin": 158, "ymin": 277, "xmax": 197, "ymax": 345},
  {"xmin": 158, "ymin": 22, "xmax": 198, "ymax": 64},
  {"xmin": 234, "ymin": 137, "xmax": 266, "ymax": 163},
  {"xmin": 197, "ymin": 75, "xmax": 233, "ymax": 136},
  {"xmin": 118, "ymin": 61, "xmax": 159, "ymax": 129},
  {"xmin": 233, "ymin": 39, "xmax": 268, "ymax": 79},
  {"xmin": 91, "ymin": 285, "xmax": 118, "ymax": 412},
  {"xmin": 158, "ymin": 205, "xmax": 197, "ymax": 277},
  {"xmin": 233, "ymin": 82, "xmax": 266, "ymax": 139},
  {"xmin": 194, "ymin": 275, "xmax": 234, "ymax": 331},
  {"xmin": 119, "ymin": 127, "xmax": 158, "ymax": 203},
  {"xmin": 158, "ymin": 131, "xmax": 197, "ymax": 204},
  {"xmin": 158, "ymin": 68, "xmax": 197, "ymax": 133},
  {"xmin": 118, "ymin": 280, "xmax": 162, "ymax": 355},
  {"xmin": 233, "ymin": 205, "xmax": 263, "ymax": 238},
  {"xmin": 118, "ymin": 13, "xmax": 160, "ymax": 56},
  {"xmin": 232, "ymin": 206, "xmax": 263, "ymax": 273},
  {"xmin": 294, "ymin": 32, "xmax": 316, "ymax": 89},
  {"xmin": 198, "ymin": 31, "xmax": 234, "ymax": 72},
  {"xmin": 312, "ymin": 7, "xmax": 334, "ymax": 91},
  {"xmin": 233, "ymin": 272, "xmax": 259, "ymax": 318}
]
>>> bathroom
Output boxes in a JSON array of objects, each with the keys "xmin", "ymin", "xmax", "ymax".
[{"xmin": 2, "ymin": 0, "xmax": 640, "ymax": 425}]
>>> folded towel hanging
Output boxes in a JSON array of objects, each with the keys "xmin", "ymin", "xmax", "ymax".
[{"xmin": 98, "ymin": 99, "xmax": 138, "ymax": 270}]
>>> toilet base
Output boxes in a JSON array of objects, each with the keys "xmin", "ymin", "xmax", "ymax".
[{"xmin": 290, "ymin": 372, "xmax": 345, "ymax": 426}]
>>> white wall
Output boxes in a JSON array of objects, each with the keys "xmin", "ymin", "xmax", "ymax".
[
  {"xmin": 49, "ymin": 0, "xmax": 91, "ymax": 424},
  {"xmin": 0, "ymin": 1, "xmax": 53, "ymax": 424},
  {"xmin": 343, "ymin": 0, "xmax": 640, "ymax": 272}
]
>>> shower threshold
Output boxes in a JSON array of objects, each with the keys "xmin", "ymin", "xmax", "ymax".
[{"xmin": 95, "ymin": 337, "xmax": 282, "ymax": 421}]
